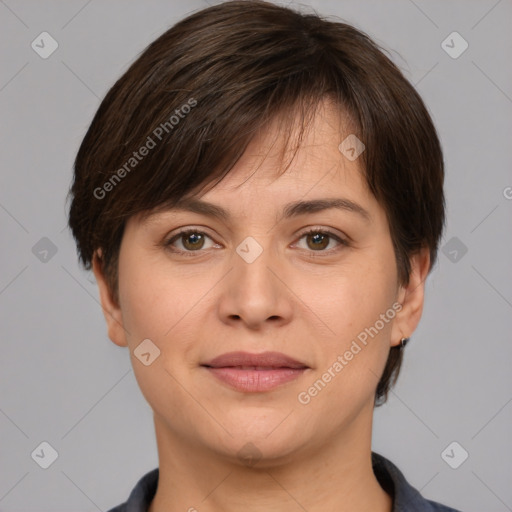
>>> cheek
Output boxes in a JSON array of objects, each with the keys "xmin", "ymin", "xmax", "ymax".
[
  {"xmin": 118, "ymin": 249, "xmax": 181, "ymax": 340},
  {"xmin": 297, "ymin": 245, "xmax": 398, "ymax": 403},
  {"xmin": 117, "ymin": 251, "xmax": 221, "ymax": 365},
  {"xmin": 116, "ymin": 254, "xmax": 205, "ymax": 414},
  {"xmin": 307, "ymin": 249, "xmax": 397, "ymax": 342},
  {"xmin": 117, "ymin": 269, "xmax": 165, "ymax": 345}
]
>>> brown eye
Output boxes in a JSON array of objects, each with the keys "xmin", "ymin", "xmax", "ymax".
[
  {"xmin": 181, "ymin": 231, "xmax": 205, "ymax": 251},
  {"xmin": 295, "ymin": 228, "xmax": 348, "ymax": 254},
  {"xmin": 165, "ymin": 229, "xmax": 216, "ymax": 254},
  {"xmin": 305, "ymin": 232, "xmax": 330, "ymax": 250}
]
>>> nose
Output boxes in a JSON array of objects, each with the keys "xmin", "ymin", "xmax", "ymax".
[{"xmin": 216, "ymin": 237, "xmax": 293, "ymax": 330}]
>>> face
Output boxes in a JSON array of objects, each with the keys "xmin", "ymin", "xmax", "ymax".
[{"xmin": 94, "ymin": 100, "xmax": 428, "ymax": 466}]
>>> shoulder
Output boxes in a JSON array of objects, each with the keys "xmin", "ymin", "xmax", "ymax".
[
  {"xmin": 372, "ymin": 452, "xmax": 463, "ymax": 512},
  {"xmin": 105, "ymin": 505, "xmax": 126, "ymax": 512},
  {"xmin": 422, "ymin": 497, "xmax": 463, "ymax": 512},
  {"xmin": 105, "ymin": 467, "xmax": 159, "ymax": 512}
]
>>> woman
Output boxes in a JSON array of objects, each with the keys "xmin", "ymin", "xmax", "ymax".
[{"xmin": 67, "ymin": 1, "xmax": 462, "ymax": 510}]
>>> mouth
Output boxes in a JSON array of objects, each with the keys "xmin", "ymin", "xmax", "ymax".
[{"xmin": 201, "ymin": 351, "xmax": 309, "ymax": 393}]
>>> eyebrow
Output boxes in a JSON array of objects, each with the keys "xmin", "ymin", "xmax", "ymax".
[{"xmin": 165, "ymin": 196, "xmax": 371, "ymax": 223}]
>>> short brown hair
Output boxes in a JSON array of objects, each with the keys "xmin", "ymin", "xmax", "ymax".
[{"xmin": 67, "ymin": 0, "xmax": 445, "ymax": 406}]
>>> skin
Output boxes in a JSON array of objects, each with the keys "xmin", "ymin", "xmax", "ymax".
[{"xmin": 93, "ymin": 99, "xmax": 430, "ymax": 512}]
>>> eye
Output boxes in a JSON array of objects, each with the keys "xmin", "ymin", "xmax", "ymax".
[
  {"xmin": 294, "ymin": 228, "xmax": 348, "ymax": 254},
  {"xmin": 164, "ymin": 229, "xmax": 218, "ymax": 255}
]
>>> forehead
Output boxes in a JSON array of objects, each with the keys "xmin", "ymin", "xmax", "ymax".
[
  {"xmin": 226, "ymin": 99, "xmax": 361, "ymax": 181},
  {"xmin": 185, "ymin": 100, "xmax": 371, "ymax": 206},
  {"xmin": 137, "ymin": 99, "xmax": 379, "ymax": 227}
]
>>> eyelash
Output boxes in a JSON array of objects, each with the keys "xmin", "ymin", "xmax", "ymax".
[{"xmin": 163, "ymin": 227, "xmax": 349, "ymax": 258}]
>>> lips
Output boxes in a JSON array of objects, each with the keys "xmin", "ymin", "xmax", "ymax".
[
  {"xmin": 201, "ymin": 351, "xmax": 309, "ymax": 392},
  {"xmin": 203, "ymin": 351, "xmax": 308, "ymax": 369}
]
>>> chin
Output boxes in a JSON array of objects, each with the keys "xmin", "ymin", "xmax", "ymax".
[
  {"xmin": 203, "ymin": 419, "xmax": 306, "ymax": 467},
  {"xmin": 217, "ymin": 436, "xmax": 305, "ymax": 470}
]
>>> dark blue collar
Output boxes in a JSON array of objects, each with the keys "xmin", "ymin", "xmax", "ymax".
[{"xmin": 107, "ymin": 451, "xmax": 462, "ymax": 512}]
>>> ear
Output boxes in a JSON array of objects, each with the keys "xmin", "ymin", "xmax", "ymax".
[
  {"xmin": 91, "ymin": 250, "xmax": 128, "ymax": 347},
  {"xmin": 390, "ymin": 247, "xmax": 431, "ymax": 347}
]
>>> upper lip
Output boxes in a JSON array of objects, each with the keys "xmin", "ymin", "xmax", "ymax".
[{"xmin": 202, "ymin": 351, "xmax": 308, "ymax": 369}]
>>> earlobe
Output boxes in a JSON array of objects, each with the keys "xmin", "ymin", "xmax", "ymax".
[
  {"xmin": 390, "ymin": 247, "xmax": 431, "ymax": 347},
  {"xmin": 91, "ymin": 250, "xmax": 128, "ymax": 347}
]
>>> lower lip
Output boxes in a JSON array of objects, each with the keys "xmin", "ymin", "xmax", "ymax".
[{"xmin": 204, "ymin": 367, "xmax": 307, "ymax": 392}]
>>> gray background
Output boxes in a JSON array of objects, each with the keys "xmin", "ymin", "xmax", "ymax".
[{"xmin": 1, "ymin": 0, "xmax": 511, "ymax": 510}]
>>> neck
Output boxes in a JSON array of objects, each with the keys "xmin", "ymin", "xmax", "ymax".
[{"xmin": 148, "ymin": 404, "xmax": 392, "ymax": 512}]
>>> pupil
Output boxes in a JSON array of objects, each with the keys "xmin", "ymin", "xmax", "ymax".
[
  {"xmin": 185, "ymin": 233, "xmax": 203, "ymax": 249},
  {"xmin": 309, "ymin": 233, "xmax": 327, "ymax": 249}
]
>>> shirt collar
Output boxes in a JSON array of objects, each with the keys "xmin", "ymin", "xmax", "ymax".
[{"xmin": 114, "ymin": 451, "xmax": 458, "ymax": 512}]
